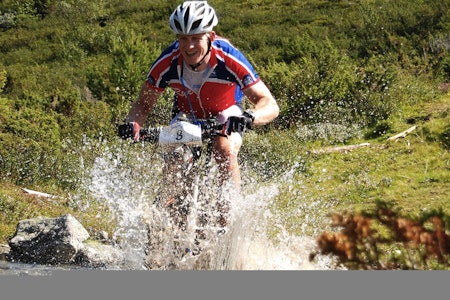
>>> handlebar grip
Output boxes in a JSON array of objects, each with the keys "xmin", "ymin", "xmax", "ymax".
[{"xmin": 118, "ymin": 123, "xmax": 134, "ymax": 139}]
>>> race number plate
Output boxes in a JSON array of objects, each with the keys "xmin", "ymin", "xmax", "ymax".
[{"xmin": 158, "ymin": 121, "xmax": 202, "ymax": 147}]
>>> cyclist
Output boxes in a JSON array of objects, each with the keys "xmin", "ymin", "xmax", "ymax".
[{"xmin": 121, "ymin": 1, "xmax": 279, "ymax": 194}]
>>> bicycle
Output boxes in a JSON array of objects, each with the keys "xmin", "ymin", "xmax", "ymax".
[
  {"xmin": 142, "ymin": 118, "xmax": 228, "ymax": 223},
  {"xmin": 119, "ymin": 116, "xmax": 242, "ymax": 268}
]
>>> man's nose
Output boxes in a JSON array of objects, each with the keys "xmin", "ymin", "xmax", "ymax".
[{"xmin": 186, "ymin": 39, "xmax": 196, "ymax": 47}]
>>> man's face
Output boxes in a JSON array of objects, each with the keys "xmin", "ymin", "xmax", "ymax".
[{"xmin": 177, "ymin": 32, "xmax": 214, "ymax": 69}]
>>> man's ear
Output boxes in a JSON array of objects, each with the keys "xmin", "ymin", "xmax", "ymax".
[{"xmin": 209, "ymin": 31, "xmax": 216, "ymax": 42}]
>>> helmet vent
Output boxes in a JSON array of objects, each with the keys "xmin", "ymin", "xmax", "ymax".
[
  {"xmin": 174, "ymin": 20, "xmax": 183, "ymax": 33},
  {"xmin": 184, "ymin": 6, "xmax": 191, "ymax": 28},
  {"xmin": 192, "ymin": 19, "xmax": 202, "ymax": 31}
]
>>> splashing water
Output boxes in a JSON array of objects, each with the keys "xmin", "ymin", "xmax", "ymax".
[
  {"xmin": 84, "ymin": 144, "xmax": 335, "ymax": 270},
  {"xmin": 85, "ymin": 145, "xmax": 157, "ymax": 270}
]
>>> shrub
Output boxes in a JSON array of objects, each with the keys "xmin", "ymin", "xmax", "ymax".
[
  {"xmin": 441, "ymin": 124, "xmax": 450, "ymax": 150},
  {"xmin": 437, "ymin": 55, "xmax": 450, "ymax": 82},
  {"xmin": 310, "ymin": 202, "xmax": 450, "ymax": 270},
  {"xmin": 0, "ymin": 69, "xmax": 6, "ymax": 93},
  {"xmin": 0, "ymin": 11, "xmax": 16, "ymax": 29},
  {"xmin": 260, "ymin": 39, "xmax": 397, "ymax": 130},
  {"xmin": 0, "ymin": 103, "xmax": 62, "ymax": 183},
  {"xmin": 87, "ymin": 26, "xmax": 162, "ymax": 123}
]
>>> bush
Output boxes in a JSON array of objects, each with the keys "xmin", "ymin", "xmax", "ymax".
[
  {"xmin": 0, "ymin": 102, "xmax": 61, "ymax": 183},
  {"xmin": 0, "ymin": 69, "xmax": 6, "ymax": 93},
  {"xmin": 310, "ymin": 202, "xmax": 450, "ymax": 270},
  {"xmin": 0, "ymin": 11, "xmax": 16, "ymax": 29},
  {"xmin": 87, "ymin": 26, "xmax": 162, "ymax": 123},
  {"xmin": 260, "ymin": 38, "xmax": 397, "ymax": 129}
]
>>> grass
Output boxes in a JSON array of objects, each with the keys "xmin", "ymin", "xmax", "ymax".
[
  {"xmin": 267, "ymin": 94, "xmax": 450, "ymax": 240},
  {"xmin": 0, "ymin": 182, "xmax": 115, "ymax": 244}
]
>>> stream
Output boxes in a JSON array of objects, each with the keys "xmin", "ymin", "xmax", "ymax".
[
  {"xmin": 83, "ymin": 145, "xmax": 336, "ymax": 270},
  {"xmin": 1, "ymin": 144, "xmax": 336, "ymax": 274}
]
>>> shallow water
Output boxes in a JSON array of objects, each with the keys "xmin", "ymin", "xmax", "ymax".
[
  {"xmin": 0, "ymin": 260, "xmax": 87, "ymax": 276},
  {"xmin": 83, "ymin": 147, "xmax": 336, "ymax": 270},
  {"xmin": 2, "ymin": 145, "xmax": 336, "ymax": 274}
]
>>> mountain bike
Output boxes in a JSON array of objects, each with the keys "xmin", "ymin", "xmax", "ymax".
[
  {"xmin": 142, "ymin": 119, "xmax": 228, "ymax": 224},
  {"xmin": 119, "ymin": 117, "xmax": 238, "ymax": 268}
]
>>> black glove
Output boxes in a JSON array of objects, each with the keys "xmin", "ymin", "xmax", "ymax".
[
  {"xmin": 226, "ymin": 110, "xmax": 255, "ymax": 135},
  {"xmin": 118, "ymin": 122, "xmax": 140, "ymax": 141},
  {"xmin": 118, "ymin": 123, "xmax": 133, "ymax": 139}
]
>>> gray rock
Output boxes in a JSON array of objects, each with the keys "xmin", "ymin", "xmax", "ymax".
[
  {"xmin": 74, "ymin": 240, "xmax": 124, "ymax": 268},
  {"xmin": 0, "ymin": 244, "xmax": 10, "ymax": 261},
  {"xmin": 8, "ymin": 214, "xmax": 90, "ymax": 264}
]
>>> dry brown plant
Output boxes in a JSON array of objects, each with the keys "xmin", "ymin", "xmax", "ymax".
[{"xmin": 310, "ymin": 203, "xmax": 450, "ymax": 269}]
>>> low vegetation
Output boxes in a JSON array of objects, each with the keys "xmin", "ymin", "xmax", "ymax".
[
  {"xmin": 310, "ymin": 201, "xmax": 450, "ymax": 270},
  {"xmin": 1, "ymin": 0, "xmax": 449, "ymax": 269}
]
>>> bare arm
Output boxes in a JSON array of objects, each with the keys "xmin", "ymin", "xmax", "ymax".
[
  {"xmin": 126, "ymin": 82, "xmax": 161, "ymax": 126},
  {"xmin": 243, "ymin": 80, "xmax": 279, "ymax": 126}
]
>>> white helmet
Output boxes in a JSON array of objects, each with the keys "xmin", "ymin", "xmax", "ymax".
[{"xmin": 169, "ymin": 1, "xmax": 218, "ymax": 35}]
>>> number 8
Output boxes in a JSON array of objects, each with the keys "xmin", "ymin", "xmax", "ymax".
[{"xmin": 176, "ymin": 129, "xmax": 183, "ymax": 141}]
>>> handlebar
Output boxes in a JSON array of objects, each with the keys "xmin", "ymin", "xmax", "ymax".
[
  {"xmin": 138, "ymin": 127, "xmax": 161, "ymax": 143},
  {"xmin": 139, "ymin": 119, "xmax": 225, "ymax": 144}
]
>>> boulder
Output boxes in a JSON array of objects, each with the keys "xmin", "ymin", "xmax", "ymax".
[
  {"xmin": 0, "ymin": 244, "xmax": 10, "ymax": 261},
  {"xmin": 8, "ymin": 214, "xmax": 90, "ymax": 264},
  {"xmin": 74, "ymin": 240, "xmax": 124, "ymax": 268}
]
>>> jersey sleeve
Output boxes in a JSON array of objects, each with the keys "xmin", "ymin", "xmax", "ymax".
[{"xmin": 145, "ymin": 41, "xmax": 180, "ymax": 92}]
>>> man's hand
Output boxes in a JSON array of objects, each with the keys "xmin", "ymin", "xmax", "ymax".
[
  {"xmin": 118, "ymin": 122, "xmax": 141, "ymax": 141},
  {"xmin": 226, "ymin": 111, "xmax": 255, "ymax": 135}
]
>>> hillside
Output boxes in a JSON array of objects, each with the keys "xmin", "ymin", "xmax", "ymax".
[{"xmin": 1, "ymin": 0, "xmax": 450, "ymax": 268}]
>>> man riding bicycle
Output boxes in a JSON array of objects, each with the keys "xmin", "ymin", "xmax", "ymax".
[{"xmin": 120, "ymin": 1, "xmax": 279, "ymax": 201}]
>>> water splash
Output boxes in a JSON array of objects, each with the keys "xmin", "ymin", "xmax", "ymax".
[
  {"xmin": 193, "ymin": 184, "xmax": 336, "ymax": 270},
  {"xmin": 84, "ymin": 145, "xmax": 158, "ymax": 270},
  {"xmin": 84, "ymin": 144, "xmax": 335, "ymax": 270}
]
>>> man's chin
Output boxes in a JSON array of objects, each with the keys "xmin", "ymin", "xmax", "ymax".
[{"xmin": 185, "ymin": 59, "xmax": 201, "ymax": 65}]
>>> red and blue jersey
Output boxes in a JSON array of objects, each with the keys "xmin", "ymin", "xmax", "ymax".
[{"xmin": 145, "ymin": 36, "xmax": 260, "ymax": 119}]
